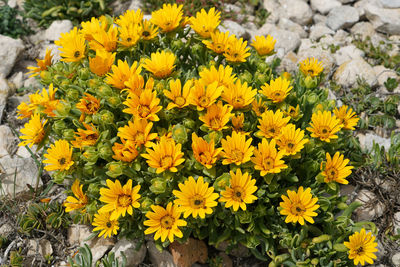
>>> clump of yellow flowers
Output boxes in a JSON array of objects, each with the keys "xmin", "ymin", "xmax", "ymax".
[{"xmin": 20, "ymin": 4, "xmax": 377, "ymax": 266}]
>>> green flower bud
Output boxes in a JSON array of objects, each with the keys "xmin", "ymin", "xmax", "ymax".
[
  {"xmin": 191, "ymin": 43, "xmax": 203, "ymax": 55},
  {"xmin": 66, "ymin": 89, "xmax": 80, "ymax": 101},
  {"xmin": 254, "ymin": 71, "xmax": 267, "ymax": 84},
  {"xmin": 303, "ymin": 75, "xmax": 318, "ymax": 89},
  {"xmin": 78, "ymin": 67, "xmax": 90, "ymax": 80},
  {"xmin": 238, "ymin": 71, "xmax": 252, "ymax": 84},
  {"xmin": 40, "ymin": 71, "xmax": 52, "ymax": 83},
  {"xmin": 98, "ymin": 85, "xmax": 113, "ymax": 97},
  {"xmin": 106, "ymin": 161, "xmax": 124, "ymax": 178},
  {"xmin": 149, "ymin": 178, "xmax": 167, "ymax": 194},
  {"xmin": 107, "ymin": 95, "xmax": 121, "ymax": 108},
  {"xmin": 99, "ymin": 143, "xmax": 113, "ymax": 160},
  {"xmin": 140, "ymin": 197, "xmax": 154, "ymax": 212},
  {"xmin": 312, "ymin": 234, "xmax": 331, "ymax": 244},
  {"xmin": 53, "ymin": 171, "xmax": 66, "ymax": 184},
  {"xmin": 52, "ymin": 120, "xmax": 67, "ymax": 134},
  {"xmin": 306, "ymin": 93, "xmax": 318, "ymax": 105},
  {"xmin": 81, "ymin": 147, "xmax": 98, "ymax": 162},
  {"xmin": 172, "ymin": 124, "xmax": 188, "ymax": 144},
  {"xmin": 87, "ymin": 183, "xmax": 100, "ymax": 196},
  {"xmin": 256, "ymin": 62, "xmax": 268, "ymax": 73},
  {"xmin": 89, "ymin": 78, "xmax": 100, "ymax": 88},
  {"xmin": 55, "ymin": 101, "xmax": 71, "ymax": 116},
  {"xmin": 62, "ymin": 129, "xmax": 75, "ymax": 140},
  {"xmin": 183, "ymin": 119, "xmax": 196, "ymax": 130},
  {"xmin": 213, "ymin": 173, "xmax": 230, "ymax": 191},
  {"xmin": 172, "ymin": 39, "xmax": 184, "ymax": 50},
  {"xmin": 311, "ymin": 259, "xmax": 319, "ymax": 265}
]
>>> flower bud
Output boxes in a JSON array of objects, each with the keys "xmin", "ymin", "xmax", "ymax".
[
  {"xmin": 149, "ymin": 178, "xmax": 167, "ymax": 194},
  {"xmin": 306, "ymin": 93, "xmax": 318, "ymax": 105},
  {"xmin": 140, "ymin": 197, "xmax": 154, "ymax": 212},
  {"xmin": 78, "ymin": 67, "xmax": 90, "ymax": 80},
  {"xmin": 82, "ymin": 147, "xmax": 98, "ymax": 162},
  {"xmin": 99, "ymin": 143, "xmax": 113, "ymax": 160},
  {"xmin": 100, "ymin": 110, "xmax": 114, "ymax": 124},
  {"xmin": 98, "ymin": 85, "xmax": 113, "ymax": 97},
  {"xmin": 106, "ymin": 161, "xmax": 124, "ymax": 178},
  {"xmin": 53, "ymin": 171, "xmax": 66, "ymax": 184},
  {"xmin": 107, "ymin": 95, "xmax": 121, "ymax": 108},
  {"xmin": 87, "ymin": 183, "xmax": 100, "ymax": 196},
  {"xmin": 66, "ymin": 89, "xmax": 80, "ymax": 101},
  {"xmin": 311, "ymin": 259, "xmax": 319, "ymax": 265},
  {"xmin": 85, "ymin": 201, "xmax": 97, "ymax": 214},
  {"xmin": 238, "ymin": 71, "xmax": 252, "ymax": 84},
  {"xmin": 62, "ymin": 129, "xmax": 75, "ymax": 140},
  {"xmin": 191, "ymin": 43, "xmax": 203, "ymax": 55},
  {"xmin": 55, "ymin": 101, "xmax": 71, "ymax": 116},
  {"xmin": 183, "ymin": 118, "xmax": 196, "ymax": 130},
  {"xmin": 52, "ymin": 120, "xmax": 67, "ymax": 134},
  {"xmin": 89, "ymin": 78, "xmax": 100, "ymax": 88},
  {"xmin": 255, "ymin": 71, "xmax": 268, "ymax": 84},
  {"xmin": 256, "ymin": 62, "xmax": 268, "ymax": 73},
  {"xmin": 172, "ymin": 124, "xmax": 188, "ymax": 144},
  {"xmin": 172, "ymin": 39, "xmax": 184, "ymax": 50},
  {"xmin": 40, "ymin": 71, "xmax": 52, "ymax": 83},
  {"xmin": 303, "ymin": 75, "xmax": 318, "ymax": 89}
]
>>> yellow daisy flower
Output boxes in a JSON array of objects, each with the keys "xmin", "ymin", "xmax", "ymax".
[
  {"xmin": 150, "ymin": 4, "xmax": 183, "ymax": 33},
  {"xmin": 63, "ymin": 180, "xmax": 88, "ymax": 213},
  {"xmin": 224, "ymin": 37, "xmax": 250, "ymax": 63},
  {"xmin": 144, "ymin": 202, "xmax": 187, "ymax": 243},
  {"xmin": 190, "ymin": 8, "xmax": 221, "ymax": 38},
  {"xmin": 202, "ymin": 31, "xmax": 232, "ymax": 54},
  {"xmin": 124, "ymin": 74, "xmax": 154, "ymax": 97},
  {"xmin": 257, "ymin": 109, "xmax": 291, "ymax": 139},
  {"xmin": 251, "ymin": 97, "xmax": 268, "ymax": 117},
  {"xmin": 122, "ymin": 89, "xmax": 162, "ymax": 121},
  {"xmin": 222, "ymin": 79, "xmax": 257, "ymax": 109},
  {"xmin": 143, "ymin": 50, "xmax": 176, "ymax": 79},
  {"xmin": 76, "ymin": 93, "xmax": 100, "ymax": 122},
  {"xmin": 232, "ymin": 113, "xmax": 247, "ymax": 134},
  {"xmin": 260, "ymin": 76, "xmax": 292, "ymax": 103},
  {"xmin": 98, "ymin": 179, "xmax": 141, "ymax": 220},
  {"xmin": 276, "ymin": 124, "xmax": 309, "ymax": 156},
  {"xmin": 112, "ymin": 140, "xmax": 139, "ymax": 162},
  {"xmin": 54, "ymin": 27, "xmax": 86, "ymax": 62},
  {"xmin": 279, "ymin": 186, "xmax": 319, "ymax": 225},
  {"xmin": 199, "ymin": 64, "xmax": 236, "ymax": 91},
  {"xmin": 306, "ymin": 110, "xmax": 343, "ymax": 142},
  {"xmin": 18, "ymin": 113, "xmax": 47, "ymax": 147},
  {"xmin": 344, "ymin": 228, "xmax": 378, "ymax": 266},
  {"xmin": 199, "ymin": 101, "xmax": 233, "ymax": 131},
  {"xmin": 140, "ymin": 20, "xmax": 159, "ymax": 40},
  {"xmin": 106, "ymin": 60, "xmax": 142, "ymax": 90},
  {"xmin": 188, "ymin": 81, "xmax": 223, "ymax": 111},
  {"xmin": 220, "ymin": 131, "xmax": 254, "ymax": 165},
  {"xmin": 92, "ymin": 211, "xmax": 120, "ymax": 238},
  {"xmin": 299, "ymin": 57, "xmax": 324, "ymax": 77},
  {"xmin": 173, "ymin": 176, "xmax": 219, "ymax": 218},
  {"xmin": 27, "ymin": 48, "xmax": 53, "ymax": 77},
  {"xmin": 16, "ymin": 102, "xmax": 33, "ymax": 120},
  {"xmin": 117, "ymin": 118, "xmax": 157, "ymax": 148},
  {"xmin": 80, "ymin": 16, "xmax": 108, "ymax": 41},
  {"xmin": 251, "ymin": 35, "xmax": 276, "ymax": 56},
  {"xmin": 191, "ymin": 133, "xmax": 222, "ymax": 169},
  {"xmin": 219, "ymin": 169, "xmax": 258, "ymax": 211},
  {"xmin": 43, "ymin": 139, "xmax": 74, "ymax": 172},
  {"xmin": 115, "ymin": 9, "xmax": 143, "ymax": 27},
  {"xmin": 251, "ymin": 138, "xmax": 287, "ymax": 176},
  {"xmin": 285, "ymin": 105, "xmax": 300, "ymax": 120},
  {"xmin": 333, "ymin": 105, "xmax": 359, "ymax": 130},
  {"xmin": 89, "ymin": 26, "xmax": 118, "ymax": 52},
  {"xmin": 164, "ymin": 79, "xmax": 193, "ymax": 110},
  {"xmin": 141, "ymin": 136, "xmax": 185, "ymax": 173},
  {"xmin": 71, "ymin": 123, "xmax": 99, "ymax": 149},
  {"xmin": 89, "ymin": 50, "xmax": 116, "ymax": 77},
  {"xmin": 321, "ymin": 152, "xmax": 353, "ymax": 184},
  {"xmin": 118, "ymin": 24, "xmax": 142, "ymax": 48}
]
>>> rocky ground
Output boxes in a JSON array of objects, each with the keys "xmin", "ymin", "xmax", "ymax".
[{"xmin": 0, "ymin": 0, "xmax": 399, "ymax": 266}]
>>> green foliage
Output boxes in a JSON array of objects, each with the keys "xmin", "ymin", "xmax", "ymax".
[
  {"xmin": 68, "ymin": 244, "xmax": 127, "ymax": 267},
  {"xmin": 367, "ymin": 132, "xmax": 400, "ymax": 170},
  {"xmin": 9, "ymin": 249, "xmax": 24, "ymax": 267},
  {"xmin": 384, "ymin": 77, "xmax": 399, "ymax": 92},
  {"xmin": 23, "ymin": 0, "xmax": 112, "ymax": 27},
  {"xmin": 0, "ymin": 0, "xmax": 32, "ymax": 38}
]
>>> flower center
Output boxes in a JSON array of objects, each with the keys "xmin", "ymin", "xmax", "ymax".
[
  {"xmin": 87, "ymin": 133, "xmax": 98, "ymax": 141},
  {"xmin": 143, "ymin": 31, "xmax": 150, "ymax": 37},
  {"xmin": 106, "ymin": 222, "xmax": 112, "ymax": 228},
  {"xmin": 234, "ymin": 96, "xmax": 244, "ymax": 106},
  {"xmin": 232, "ymin": 187, "xmax": 245, "ymax": 202},
  {"xmin": 231, "ymin": 149, "xmax": 244, "ymax": 162},
  {"xmin": 58, "ymin": 157, "xmax": 66, "ymax": 165},
  {"xmin": 138, "ymin": 105, "xmax": 151, "ymax": 118},
  {"xmin": 118, "ymin": 194, "xmax": 132, "ymax": 208},
  {"xmin": 135, "ymin": 132, "xmax": 145, "ymax": 144},
  {"xmin": 175, "ymin": 96, "xmax": 186, "ymax": 107},
  {"xmin": 355, "ymin": 246, "xmax": 364, "ymax": 255},
  {"xmin": 199, "ymin": 96, "xmax": 209, "ymax": 107},
  {"xmin": 320, "ymin": 127, "xmax": 330, "ymax": 138},
  {"xmin": 160, "ymin": 215, "xmax": 174, "ymax": 229},
  {"xmin": 210, "ymin": 117, "xmax": 222, "ymax": 129},
  {"xmin": 263, "ymin": 157, "xmax": 274, "ymax": 170},
  {"xmin": 161, "ymin": 155, "xmax": 173, "ymax": 168},
  {"xmin": 326, "ymin": 167, "xmax": 338, "ymax": 181},
  {"xmin": 191, "ymin": 195, "xmax": 205, "ymax": 208},
  {"xmin": 74, "ymin": 51, "xmax": 81, "ymax": 58},
  {"xmin": 287, "ymin": 142, "xmax": 295, "ymax": 149},
  {"xmin": 307, "ymin": 69, "xmax": 314, "ymax": 75},
  {"xmin": 127, "ymin": 37, "xmax": 132, "ymax": 42},
  {"xmin": 291, "ymin": 203, "xmax": 306, "ymax": 216}
]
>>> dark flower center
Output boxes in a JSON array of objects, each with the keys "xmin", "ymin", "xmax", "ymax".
[
  {"xmin": 74, "ymin": 51, "xmax": 81, "ymax": 58},
  {"xmin": 58, "ymin": 158, "xmax": 66, "ymax": 165}
]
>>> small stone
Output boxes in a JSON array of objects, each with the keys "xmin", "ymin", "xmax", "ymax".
[
  {"xmin": 339, "ymin": 184, "xmax": 356, "ymax": 198},
  {"xmin": 215, "ymin": 241, "xmax": 251, "ymax": 258},
  {"xmin": 357, "ymin": 132, "xmax": 391, "ymax": 151},
  {"xmin": 263, "ymin": 0, "xmax": 281, "ymax": 24},
  {"xmin": 333, "ymin": 58, "xmax": 377, "ymax": 88},
  {"xmin": 27, "ymin": 239, "xmax": 53, "ymax": 257},
  {"xmin": 365, "ymin": 4, "xmax": 400, "ymax": 35},
  {"xmin": 68, "ymin": 224, "xmax": 93, "ymax": 247},
  {"xmin": 218, "ymin": 20, "xmax": 248, "ymax": 39},
  {"xmin": 146, "ymin": 241, "xmax": 176, "ymax": 267},
  {"xmin": 279, "ymin": 0, "xmax": 313, "ymax": 25},
  {"xmin": 326, "ymin": 6, "xmax": 359, "ymax": 31},
  {"xmin": 170, "ymin": 238, "xmax": 208, "ymax": 267},
  {"xmin": 23, "ymin": 77, "xmax": 41, "ymax": 89},
  {"xmin": 392, "ymin": 253, "xmax": 400, "ymax": 266},
  {"xmin": 269, "ymin": 28, "xmax": 301, "ymax": 53},
  {"xmin": 350, "ymin": 22, "xmax": 377, "ymax": 40},
  {"xmin": 128, "ymin": 0, "xmax": 142, "ymax": 10},
  {"xmin": 313, "ymin": 14, "xmax": 327, "ymax": 24},
  {"xmin": 0, "ymin": 223, "xmax": 13, "ymax": 237},
  {"xmin": 278, "ymin": 51, "xmax": 299, "ymax": 74},
  {"xmin": 0, "ymin": 125, "xmax": 16, "ymax": 158},
  {"xmin": 393, "ymin": 212, "xmax": 400, "ymax": 234},
  {"xmin": 380, "ymin": 0, "xmax": 400, "ymax": 8},
  {"xmin": 373, "ymin": 65, "xmax": 399, "ymax": 88},
  {"xmin": 277, "ymin": 18, "xmax": 307, "ymax": 38},
  {"xmin": 91, "ymin": 238, "xmax": 116, "ymax": 265},
  {"xmin": 309, "ymin": 24, "xmax": 335, "ymax": 41},
  {"xmin": 333, "ymin": 45, "xmax": 365, "ymax": 65},
  {"xmin": 110, "ymin": 238, "xmax": 146, "ymax": 267},
  {"xmin": 0, "ymin": 35, "xmax": 24, "ymax": 78},
  {"xmin": 9, "ymin": 72, "xmax": 24, "ymax": 90},
  {"xmin": 354, "ymin": 190, "xmax": 384, "ymax": 221},
  {"xmin": 218, "ymin": 252, "xmax": 233, "ymax": 267},
  {"xmin": 44, "ymin": 20, "xmax": 73, "ymax": 41},
  {"xmin": 0, "ymin": 77, "xmax": 10, "ymax": 121},
  {"xmin": 310, "ymin": 0, "xmax": 342, "ymax": 14}
]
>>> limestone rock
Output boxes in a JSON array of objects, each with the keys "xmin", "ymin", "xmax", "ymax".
[
  {"xmin": 91, "ymin": 238, "xmax": 116, "ymax": 266},
  {"xmin": 338, "ymin": 0, "xmax": 356, "ymax": 3},
  {"xmin": 365, "ymin": 4, "xmax": 400, "ymax": 35},
  {"xmin": 0, "ymin": 77, "xmax": 10, "ymax": 121},
  {"xmin": 44, "ymin": 20, "xmax": 73, "ymax": 41},
  {"xmin": 23, "ymin": 77, "xmax": 41, "ymax": 89},
  {"xmin": 263, "ymin": 0, "xmax": 281, "ymax": 24},
  {"xmin": 170, "ymin": 238, "xmax": 208, "ymax": 267},
  {"xmin": 310, "ymin": 0, "xmax": 342, "ymax": 14},
  {"xmin": 333, "ymin": 45, "xmax": 365, "ymax": 65},
  {"xmin": 313, "ymin": 14, "xmax": 327, "ymax": 24},
  {"xmin": 27, "ymin": 239, "xmax": 53, "ymax": 257},
  {"xmin": 68, "ymin": 224, "xmax": 93, "ymax": 246},
  {"xmin": 128, "ymin": 0, "xmax": 142, "ymax": 11},
  {"xmin": 357, "ymin": 132, "xmax": 391, "ymax": 151},
  {"xmin": 146, "ymin": 241, "xmax": 176, "ymax": 267},
  {"xmin": 0, "ymin": 35, "xmax": 24, "ymax": 78},
  {"xmin": 309, "ymin": 24, "xmax": 335, "ymax": 41},
  {"xmin": 277, "ymin": 18, "xmax": 307, "ymax": 38},
  {"xmin": 278, "ymin": 51, "xmax": 298, "ymax": 73},
  {"xmin": 270, "ymin": 28, "xmax": 301, "ymax": 53},
  {"xmin": 373, "ymin": 65, "xmax": 399, "ymax": 88},
  {"xmin": 218, "ymin": 20, "xmax": 248, "ymax": 39},
  {"xmin": 354, "ymin": 190, "xmax": 384, "ymax": 221},
  {"xmin": 333, "ymin": 58, "xmax": 377, "ymax": 88},
  {"xmin": 380, "ymin": 0, "xmax": 400, "ymax": 8},
  {"xmin": 0, "ymin": 125, "xmax": 16, "ymax": 158},
  {"xmin": 0, "ymin": 223, "xmax": 14, "ymax": 238},
  {"xmin": 110, "ymin": 238, "xmax": 146, "ymax": 267},
  {"xmin": 279, "ymin": 0, "xmax": 313, "ymax": 25},
  {"xmin": 326, "ymin": 6, "xmax": 359, "ymax": 30},
  {"xmin": 9, "ymin": 72, "xmax": 24, "ymax": 90},
  {"xmin": 350, "ymin": 22, "xmax": 377, "ymax": 40},
  {"xmin": 40, "ymin": 43, "xmax": 62, "ymax": 62},
  {"xmin": 392, "ymin": 253, "xmax": 400, "ymax": 266},
  {"xmin": 394, "ymin": 212, "xmax": 400, "ymax": 234}
]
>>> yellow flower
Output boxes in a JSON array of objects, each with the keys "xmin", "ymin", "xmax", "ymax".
[
  {"xmin": 232, "ymin": 113, "xmax": 247, "ymax": 134},
  {"xmin": 276, "ymin": 124, "xmax": 309, "ymax": 156},
  {"xmin": 71, "ymin": 123, "xmax": 99, "ymax": 149},
  {"xmin": 199, "ymin": 65, "xmax": 236, "ymax": 92},
  {"xmin": 117, "ymin": 118, "xmax": 157, "ymax": 148},
  {"xmin": 115, "ymin": 9, "xmax": 143, "ymax": 27},
  {"xmin": 199, "ymin": 101, "xmax": 233, "ymax": 131},
  {"xmin": 224, "ymin": 37, "xmax": 250, "ymax": 63},
  {"xmin": 173, "ymin": 176, "xmax": 219, "ymax": 218},
  {"xmin": 118, "ymin": 24, "xmax": 142, "ymax": 47},
  {"xmin": 54, "ymin": 27, "xmax": 86, "ymax": 62},
  {"xmin": 219, "ymin": 169, "xmax": 257, "ymax": 211},
  {"xmin": 188, "ymin": 81, "xmax": 223, "ymax": 111},
  {"xmin": 80, "ymin": 16, "xmax": 108, "ymax": 41},
  {"xmin": 307, "ymin": 110, "xmax": 343, "ymax": 142},
  {"xmin": 321, "ymin": 152, "xmax": 353, "ymax": 184},
  {"xmin": 112, "ymin": 140, "xmax": 139, "ymax": 162},
  {"xmin": 89, "ymin": 50, "xmax": 115, "ymax": 76},
  {"xmin": 285, "ymin": 105, "xmax": 300, "ymax": 119},
  {"xmin": 333, "ymin": 105, "xmax": 359, "ymax": 130},
  {"xmin": 19, "ymin": 113, "xmax": 47, "ymax": 147},
  {"xmin": 106, "ymin": 60, "xmax": 142, "ymax": 90},
  {"xmin": 221, "ymin": 131, "xmax": 254, "ymax": 165},
  {"xmin": 251, "ymin": 138, "xmax": 287, "ymax": 176},
  {"xmin": 89, "ymin": 26, "xmax": 118, "ymax": 52},
  {"xmin": 17, "ymin": 102, "xmax": 33, "ymax": 119},
  {"xmin": 140, "ymin": 20, "xmax": 159, "ymax": 40},
  {"xmin": 222, "ymin": 79, "xmax": 257, "ymax": 109},
  {"xmin": 76, "ymin": 93, "xmax": 100, "ymax": 122},
  {"xmin": 251, "ymin": 97, "xmax": 268, "ymax": 117},
  {"xmin": 344, "ymin": 228, "xmax": 378, "ymax": 266},
  {"xmin": 124, "ymin": 74, "xmax": 154, "ymax": 97},
  {"xmin": 202, "ymin": 31, "xmax": 232, "ymax": 54},
  {"xmin": 27, "ymin": 48, "xmax": 53, "ymax": 77},
  {"xmin": 150, "ymin": 4, "xmax": 183, "ymax": 33},
  {"xmin": 164, "ymin": 79, "xmax": 193, "ymax": 110},
  {"xmin": 142, "ymin": 136, "xmax": 185, "ymax": 173},
  {"xmin": 63, "ymin": 180, "xmax": 88, "ymax": 212},
  {"xmin": 99, "ymin": 179, "xmax": 141, "ymax": 220},
  {"xmin": 122, "ymin": 89, "xmax": 162, "ymax": 121},
  {"xmin": 144, "ymin": 202, "xmax": 187, "ymax": 243},
  {"xmin": 299, "ymin": 57, "xmax": 324, "ymax": 77},
  {"xmin": 43, "ymin": 140, "xmax": 74, "ymax": 172},
  {"xmin": 143, "ymin": 50, "xmax": 176, "ymax": 79},
  {"xmin": 191, "ymin": 133, "xmax": 222, "ymax": 169},
  {"xmin": 251, "ymin": 35, "xmax": 276, "ymax": 56},
  {"xmin": 92, "ymin": 211, "xmax": 120, "ymax": 238},
  {"xmin": 190, "ymin": 8, "xmax": 221, "ymax": 38},
  {"xmin": 279, "ymin": 186, "xmax": 319, "ymax": 225},
  {"xmin": 260, "ymin": 76, "xmax": 292, "ymax": 103},
  {"xmin": 257, "ymin": 109, "xmax": 291, "ymax": 139}
]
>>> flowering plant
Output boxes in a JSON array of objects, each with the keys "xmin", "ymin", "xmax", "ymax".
[{"xmin": 20, "ymin": 5, "xmax": 378, "ymax": 266}]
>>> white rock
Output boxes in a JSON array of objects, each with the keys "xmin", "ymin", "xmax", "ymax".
[
  {"xmin": 128, "ymin": 0, "xmax": 142, "ymax": 10},
  {"xmin": 333, "ymin": 58, "xmax": 377, "ymax": 88},
  {"xmin": 263, "ymin": 0, "xmax": 281, "ymax": 24},
  {"xmin": 365, "ymin": 4, "xmax": 400, "ymax": 35},
  {"xmin": 224, "ymin": 3, "xmax": 241, "ymax": 14},
  {"xmin": 354, "ymin": 190, "xmax": 384, "ymax": 221},
  {"xmin": 333, "ymin": 29, "xmax": 351, "ymax": 45},
  {"xmin": 277, "ymin": 51, "xmax": 299, "ymax": 73},
  {"xmin": 338, "ymin": 0, "xmax": 356, "ymax": 3},
  {"xmin": 380, "ymin": 0, "xmax": 400, "ymax": 8},
  {"xmin": 146, "ymin": 241, "xmax": 176, "ymax": 267},
  {"xmin": 278, "ymin": 18, "xmax": 307, "ymax": 38},
  {"xmin": 0, "ymin": 223, "xmax": 13, "ymax": 237},
  {"xmin": 394, "ymin": 212, "xmax": 400, "ymax": 234},
  {"xmin": 350, "ymin": 22, "xmax": 377, "ymax": 40},
  {"xmin": 309, "ymin": 24, "xmax": 335, "ymax": 40},
  {"xmin": 16, "ymin": 145, "xmax": 34, "ymax": 158},
  {"xmin": 357, "ymin": 132, "xmax": 391, "ymax": 151},
  {"xmin": 7, "ymin": 0, "xmax": 17, "ymax": 8},
  {"xmin": 0, "ymin": 77, "xmax": 10, "ymax": 121},
  {"xmin": 392, "ymin": 252, "xmax": 400, "ymax": 266},
  {"xmin": 9, "ymin": 72, "xmax": 24, "ymax": 89},
  {"xmin": 310, "ymin": 0, "xmax": 342, "ymax": 14},
  {"xmin": 334, "ymin": 45, "xmax": 365, "ymax": 65},
  {"xmin": 279, "ymin": 0, "xmax": 313, "ymax": 25},
  {"xmin": 0, "ymin": 125, "xmax": 16, "ymax": 158},
  {"xmin": 68, "ymin": 224, "xmax": 93, "ymax": 246},
  {"xmin": 326, "ymin": 6, "xmax": 359, "ymax": 30},
  {"xmin": 373, "ymin": 65, "xmax": 399, "ymax": 87},
  {"xmin": 269, "ymin": 28, "xmax": 301, "ymax": 53},
  {"xmin": 110, "ymin": 238, "xmax": 146, "ymax": 266},
  {"xmin": 0, "ymin": 35, "xmax": 24, "ymax": 78},
  {"xmin": 44, "ymin": 20, "xmax": 73, "ymax": 42},
  {"xmin": 23, "ymin": 77, "xmax": 41, "ymax": 89},
  {"xmin": 313, "ymin": 14, "xmax": 327, "ymax": 24},
  {"xmin": 27, "ymin": 239, "xmax": 53, "ymax": 257},
  {"xmin": 91, "ymin": 238, "xmax": 115, "ymax": 266},
  {"xmin": 218, "ymin": 20, "xmax": 247, "ymax": 39}
]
